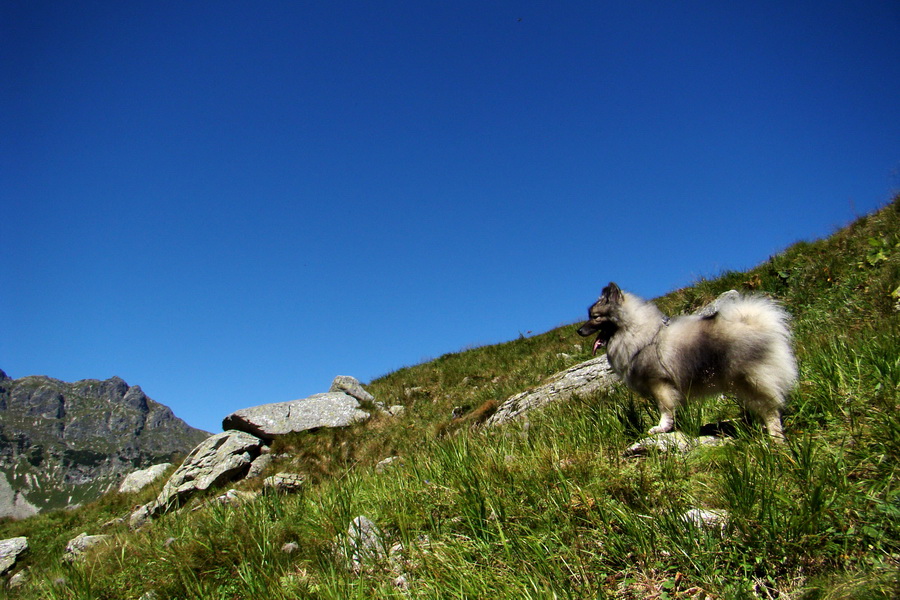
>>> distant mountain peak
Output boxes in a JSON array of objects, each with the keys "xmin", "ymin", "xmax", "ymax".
[{"xmin": 0, "ymin": 370, "xmax": 210, "ymax": 519}]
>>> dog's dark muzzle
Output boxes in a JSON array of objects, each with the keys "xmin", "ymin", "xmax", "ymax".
[{"xmin": 577, "ymin": 322, "xmax": 599, "ymax": 337}]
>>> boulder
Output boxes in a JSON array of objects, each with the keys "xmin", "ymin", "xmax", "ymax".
[
  {"xmin": 329, "ymin": 376, "xmax": 375, "ymax": 403},
  {"xmin": 142, "ymin": 430, "xmax": 264, "ymax": 518},
  {"xmin": 118, "ymin": 463, "xmax": 171, "ymax": 494},
  {"xmin": 487, "ymin": 355, "xmax": 618, "ymax": 426},
  {"xmin": 0, "ymin": 536, "xmax": 28, "ymax": 577},
  {"xmin": 222, "ymin": 393, "xmax": 370, "ymax": 440}
]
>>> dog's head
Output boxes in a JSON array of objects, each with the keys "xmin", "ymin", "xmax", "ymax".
[{"xmin": 577, "ymin": 282, "xmax": 623, "ymax": 355}]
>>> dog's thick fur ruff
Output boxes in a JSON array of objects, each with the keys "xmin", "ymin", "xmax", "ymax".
[{"xmin": 577, "ymin": 283, "xmax": 797, "ymax": 439}]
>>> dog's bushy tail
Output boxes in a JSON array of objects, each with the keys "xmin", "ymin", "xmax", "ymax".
[
  {"xmin": 720, "ymin": 295, "xmax": 791, "ymax": 338},
  {"xmin": 720, "ymin": 295, "xmax": 798, "ymax": 394}
]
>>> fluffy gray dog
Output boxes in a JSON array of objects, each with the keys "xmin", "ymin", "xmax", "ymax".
[{"xmin": 577, "ymin": 283, "xmax": 797, "ymax": 439}]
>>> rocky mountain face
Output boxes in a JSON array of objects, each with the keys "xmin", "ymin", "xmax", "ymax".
[{"xmin": 0, "ymin": 368, "xmax": 210, "ymax": 519}]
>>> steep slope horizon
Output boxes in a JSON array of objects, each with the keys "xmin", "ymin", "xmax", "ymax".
[
  {"xmin": 0, "ymin": 370, "xmax": 210, "ymax": 518},
  {"xmin": 1, "ymin": 195, "xmax": 897, "ymax": 598}
]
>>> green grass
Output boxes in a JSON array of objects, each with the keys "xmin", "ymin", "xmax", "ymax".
[{"xmin": 2, "ymin": 196, "xmax": 898, "ymax": 598}]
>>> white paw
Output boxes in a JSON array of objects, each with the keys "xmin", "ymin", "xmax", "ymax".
[{"xmin": 648, "ymin": 425, "xmax": 670, "ymax": 435}]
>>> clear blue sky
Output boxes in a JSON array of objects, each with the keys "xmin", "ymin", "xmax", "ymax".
[{"xmin": 3, "ymin": 2, "xmax": 898, "ymax": 434}]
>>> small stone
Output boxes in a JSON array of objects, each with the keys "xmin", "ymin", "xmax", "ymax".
[
  {"xmin": 623, "ymin": 432, "xmax": 726, "ymax": 457},
  {"xmin": 8, "ymin": 570, "xmax": 27, "ymax": 588},
  {"xmin": 682, "ymin": 508, "xmax": 728, "ymax": 532},
  {"xmin": 263, "ymin": 473, "xmax": 305, "ymax": 493},
  {"xmin": 63, "ymin": 533, "xmax": 110, "ymax": 563},
  {"xmin": 344, "ymin": 516, "xmax": 388, "ymax": 571},
  {"xmin": 374, "ymin": 456, "xmax": 403, "ymax": 473}
]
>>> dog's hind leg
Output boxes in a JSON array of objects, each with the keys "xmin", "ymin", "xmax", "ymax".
[
  {"xmin": 647, "ymin": 381, "xmax": 682, "ymax": 435},
  {"xmin": 735, "ymin": 379, "xmax": 786, "ymax": 442}
]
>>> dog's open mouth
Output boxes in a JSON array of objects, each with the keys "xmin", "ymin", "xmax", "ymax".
[
  {"xmin": 581, "ymin": 321, "xmax": 618, "ymax": 355},
  {"xmin": 592, "ymin": 334, "xmax": 608, "ymax": 355}
]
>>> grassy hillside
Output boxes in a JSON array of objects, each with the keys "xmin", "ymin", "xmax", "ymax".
[{"xmin": 2, "ymin": 196, "xmax": 897, "ymax": 599}]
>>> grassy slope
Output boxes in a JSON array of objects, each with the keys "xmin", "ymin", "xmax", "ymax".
[{"xmin": 2, "ymin": 197, "xmax": 898, "ymax": 599}]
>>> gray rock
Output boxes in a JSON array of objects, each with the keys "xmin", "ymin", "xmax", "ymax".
[
  {"xmin": 8, "ymin": 569, "xmax": 27, "ymax": 588},
  {"xmin": 343, "ymin": 516, "xmax": 388, "ymax": 571},
  {"xmin": 682, "ymin": 508, "xmax": 729, "ymax": 532},
  {"xmin": 245, "ymin": 452, "xmax": 272, "ymax": 479},
  {"xmin": 206, "ymin": 488, "xmax": 258, "ymax": 507},
  {"xmin": 129, "ymin": 503, "xmax": 152, "ymax": 530},
  {"xmin": 487, "ymin": 355, "xmax": 618, "ymax": 426},
  {"xmin": 118, "ymin": 463, "xmax": 171, "ymax": 494},
  {"xmin": 63, "ymin": 533, "xmax": 110, "ymax": 563},
  {"xmin": 144, "ymin": 430, "xmax": 263, "ymax": 517},
  {"xmin": 695, "ymin": 290, "xmax": 740, "ymax": 318},
  {"xmin": 374, "ymin": 456, "xmax": 403, "ymax": 473},
  {"xmin": 0, "ymin": 536, "xmax": 28, "ymax": 577},
  {"xmin": 623, "ymin": 432, "xmax": 727, "ymax": 457},
  {"xmin": 222, "ymin": 393, "xmax": 370, "ymax": 440},
  {"xmin": 329, "ymin": 376, "xmax": 375, "ymax": 403},
  {"xmin": 263, "ymin": 472, "xmax": 305, "ymax": 493},
  {"xmin": 386, "ymin": 405, "xmax": 405, "ymax": 417}
]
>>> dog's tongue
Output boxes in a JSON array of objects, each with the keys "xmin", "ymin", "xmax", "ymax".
[{"xmin": 592, "ymin": 336, "xmax": 605, "ymax": 355}]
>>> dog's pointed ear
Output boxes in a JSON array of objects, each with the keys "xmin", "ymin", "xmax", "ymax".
[{"xmin": 601, "ymin": 282, "xmax": 623, "ymax": 304}]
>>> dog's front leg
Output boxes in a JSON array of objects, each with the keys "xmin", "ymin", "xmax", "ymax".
[{"xmin": 647, "ymin": 381, "xmax": 680, "ymax": 435}]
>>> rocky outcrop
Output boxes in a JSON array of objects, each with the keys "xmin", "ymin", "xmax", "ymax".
[
  {"xmin": 0, "ymin": 536, "xmax": 28, "ymax": 577},
  {"xmin": 131, "ymin": 376, "xmax": 376, "ymax": 525},
  {"xmin": 486, "ymin": 355, "xmax": 618, "ymax": 426},
  {"xmin": 136, "ymin": 430, "xmax": 264, "ymax": 522},
  {"xmin": 0, "ymin": 372, "xmax": 210, "ymax": 517},
  {"xmin": 222, "ymin": 393, "xmax": 370, "ymax": 440}
]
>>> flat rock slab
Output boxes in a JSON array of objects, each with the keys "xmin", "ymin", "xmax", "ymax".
[
  {"xmin": 0, "ymin": 536, "xmax": 28, "ymax": 577},
  {"xmin": 222, "ymin": 392, "xmax": 370, "ymax": 440},
  {"xmin": 486, "ymin": 355, "xmax": 618, "ymax": 426}
]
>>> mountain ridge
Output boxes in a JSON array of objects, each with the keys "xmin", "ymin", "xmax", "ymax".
[{"xmin": 0, "ymin": 371, "xmax": 210, "ymax": 518}]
